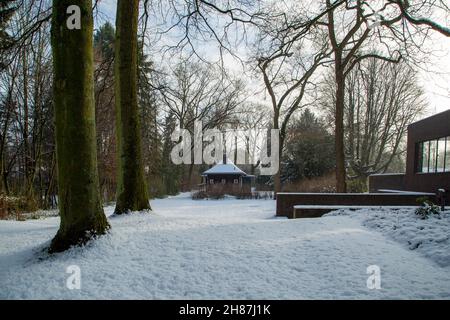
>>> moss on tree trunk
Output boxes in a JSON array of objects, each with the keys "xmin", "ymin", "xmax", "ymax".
[
  {"xmin": 114, "ymin": 0, "xmax": 150, "ymax": 214},
  {"xmin": 50, "ymin": 0, "xmax": 109, "ymax": 253}
]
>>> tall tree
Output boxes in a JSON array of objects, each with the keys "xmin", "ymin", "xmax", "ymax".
[
  {"xmin": 254, "ymin": 14, "xmax": 331, "ymax": 193},
  {"xmin": 323, "ymin": 0, "xmax": 402, "ymax": 192},
  {"xmin": 321, "ymin": 58, "xmax": 425, "ymax": 184},
  {"xmin": 160, "ymin": 111, "xmax": 181, "ymax": 195},
  {"xmin": 50, "ymin": 0, "xmax": 109, "ymax": 252},
  {"xmin": 314, "ymin": 0, "xmax": 449, "ymax": 192},
  {"xmin": 94, "ymin": 22, "xmax": 117, "ymax": 202},
  {"xmin": 138, "ymin": 44, "xmax": 163, "ymax": 198},
  {"xmin": 114, "ymin": 0, "xmax": 150, "ymax": 214},
  {"xmin": 281, "ymin": 109, "xmax": 335, "ymax": 183}
]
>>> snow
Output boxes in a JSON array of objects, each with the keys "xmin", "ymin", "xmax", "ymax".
[
  {"xmin": 376, "ymin": 189, "xmax": 435, "ymax": 195},
  {"xmin": 1, "ymin": 193, "xmax": 450, "ymax": 299},
  {"xmin": 278, "ymin": 192, "xmax": 435, "ymax": 195},
  {"xmin": 326, "ymin": 207, "xmax": 450, "ymax": 267},
  {"xmin": 294, "ymin": 205, "xmax": 418, "ymax": 209}
]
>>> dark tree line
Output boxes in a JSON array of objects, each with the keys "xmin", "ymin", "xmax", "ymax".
[
  {"xmin": 281, "ymin": 109, "xmax": 335, "ymax": 184},
  {"xmin": 1, "ymin": 0, "xmax": 55, "ymax": 213}
]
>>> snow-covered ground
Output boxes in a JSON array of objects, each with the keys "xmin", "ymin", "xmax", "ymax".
[
  {"xmin": 0, "ymin": 193, "xmax": 449, "ymax": 299},
  {"xmin": 326, "ymin": 208, "xmax": 450, "ymax": 267}
]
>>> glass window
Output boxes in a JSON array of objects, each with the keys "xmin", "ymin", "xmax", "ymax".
[
  {"xmin": 417, "ymin": 142, "xmax": 423, "ymax": 172},
  {"xmin": 445, "ymin": 137, "xmax": 450, "ymax": 172},
  {"xmin": 422, "ymin": 141, "xmax": 430, "ymax": 173},
  {"xmin": 428, "ymin": 140, "xmax": 437, "ymax": 173},
  {"xmin": 437, "ymin": 138, "xmax": 446, "ymax": 172},
  {"xmin": 417, "ymin": 137, "xmax": 450, "ymax": 173},
  {"xmin": 210, "ymin": 179, "xmax": 214, "ymax": 184},
  {"xmin": 221, "ymin": 179, "xmax": 226, "ymax": 184}
]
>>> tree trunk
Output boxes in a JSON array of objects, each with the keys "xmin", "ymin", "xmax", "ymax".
[
  {"xmin": 274, "ymin": 171, "xmax": 281, "ymax": 194},
  {"xmin": 114, "ymin": 0, "xmax": 150, "ymax": 214},
  {"xmin": 0, "ymin": 156, "xmax": 9, "ymax": 194},
  {"xmin": 187, "ymin": 163, "xmax": 194, "ymax": 190},
  {"xmin": 22, "ymin": 50, "xmax": 30, "ymax": 187},
  {"xmin": 273, "ymin": 111, "xmax": 281, "ymax": 195},
  {"xmin": 273, "ymin": 139, "xmax": 283, "ymax": 194},
  {"xmin": 50, "ymin": 0, "xmax": 109, "ymax": 253},
  {"xmin": 335, "ymin": 65, "xmax": 347, "ymax": 193}
]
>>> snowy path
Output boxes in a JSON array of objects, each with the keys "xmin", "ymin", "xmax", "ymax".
[{"xmin": 0, "ymin": 193, "xmax": 449, "ymax": 299}]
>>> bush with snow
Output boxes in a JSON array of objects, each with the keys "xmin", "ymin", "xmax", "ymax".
[{"xmin": 415, "ymin": 200, "xmax": 441, "ymax": 219}]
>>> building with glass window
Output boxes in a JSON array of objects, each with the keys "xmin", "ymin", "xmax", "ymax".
[{"xmin": 369, "ymin": 109, "xmax": 450, "ymax": 201}]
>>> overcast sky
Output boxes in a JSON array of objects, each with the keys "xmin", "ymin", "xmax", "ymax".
[{"xmin": 96, "ymin": 0, "xmax": 450, "ymax": 120}]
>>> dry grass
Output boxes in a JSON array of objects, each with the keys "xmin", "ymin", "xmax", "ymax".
[
  {"xmin": 282, "ymin": 172, "xmax": 336, "ymax": 193},
  {"xmin": 0, "ymin": 194, "xmax": 40, "ymax": 221}
]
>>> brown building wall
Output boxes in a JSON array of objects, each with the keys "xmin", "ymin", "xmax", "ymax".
[
  {"xmin": 204, "ymin": 174, "xmax": 251, "ymax": 195},
  {"xmin": 369, "ymin": 110, "xmax": 450, "ymax": 201},
  {"xmin": 368, "ymin": 174, "xmax": 405, "ymax": 193},
  {"xmin": 404, "ymin": 110, "xmax": 450, "ymax": 200}
]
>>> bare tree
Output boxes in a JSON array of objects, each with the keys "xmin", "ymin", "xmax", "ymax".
[
  {"xmin": 311, "ymin": 0, "xmax": 449, "ymax": 192},
  {"xmin": 235, "ymin": 102, "xmax": 270, "ymax": 175},
  {"xmin": 1, "ymin": 0, "xmax": 56, "ymax": 210},
  {"xmin": 94, "ymin": 22, "xmax": 117, "ymax": 202},
  {"xmin": 158, "ymin": 60, "xmax": 245, "ymax": 188},
  {"xmin": 253, "ymin": 14, "xmax": 332, "ymax": 193},
  {"xmin": 318, "ymin": 0, "xmax": 405, "ymax": 192},
  {"xmin": 142, "ymin": 0, "xmax": 268, "ymax": 65},
  {"xmin": 388, "ymin": 0, "xmax": 450, "ymax": 37},
  {"xmin": 321, "ymin": 57, "xmax": 426, "ymax": 189}
]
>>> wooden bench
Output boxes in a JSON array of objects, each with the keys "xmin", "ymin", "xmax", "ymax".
[{"xmin": 292, "ymin": 205, "xmax": 419, "ymax": 219}]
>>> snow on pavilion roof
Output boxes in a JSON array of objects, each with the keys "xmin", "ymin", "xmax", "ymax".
[{"xmin": 202, "ymin": 161, "xmax": 248, "ymax": 176}]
